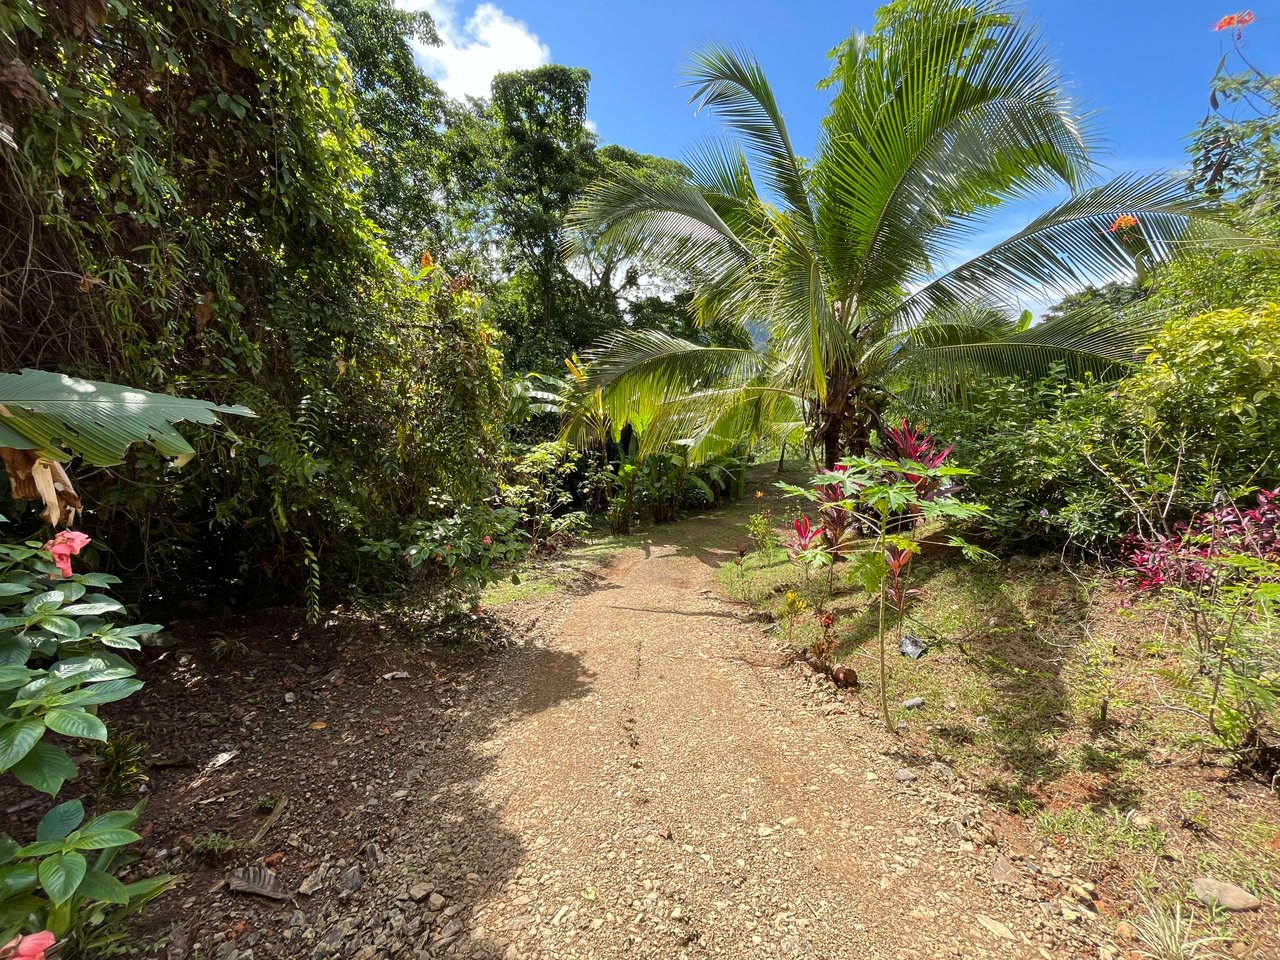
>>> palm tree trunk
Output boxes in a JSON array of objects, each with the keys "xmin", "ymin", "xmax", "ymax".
[{"xmin": 822, "ymin": 427, "xmax": 842, "ymax": 470}]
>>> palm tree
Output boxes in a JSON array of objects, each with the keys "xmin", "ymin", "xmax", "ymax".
[{"xmin": 569, "ymin": 0, "xmax": 1228, "ymax": 467}]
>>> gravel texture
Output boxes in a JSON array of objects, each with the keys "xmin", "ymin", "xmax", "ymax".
[{"xmin": 290, "ymin": 538, "xmax": 1120, "ymax": 960}]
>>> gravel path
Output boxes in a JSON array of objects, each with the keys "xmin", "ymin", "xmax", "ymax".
[{"xmin": 317, "ymin": 524, "xmax": 1109, "ymax": 960}]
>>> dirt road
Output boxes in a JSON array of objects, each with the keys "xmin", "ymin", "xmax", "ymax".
[{"xmin": 336, "ymin": 518, "xmax": 1101, "ymax": 959}]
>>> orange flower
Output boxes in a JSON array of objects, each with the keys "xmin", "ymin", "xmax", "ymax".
[
  {"xmin": 1107, "ymin": 214, "xmax": 1139, "ymax": 233},
  {"xmin": 1215, "ymin": 11, "xmax": 1255, "ymax": 31}
]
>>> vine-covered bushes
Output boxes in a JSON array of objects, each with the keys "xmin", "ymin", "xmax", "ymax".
[{"xmin": 0, "ymin": 1, "xmax": 503, "ymax": 607}]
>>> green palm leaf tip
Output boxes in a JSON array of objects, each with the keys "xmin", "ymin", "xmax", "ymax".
[
  {"xmin": 0, "ymin": 369, "xmax": 254, "ymax": 466},
  {"xmin": 568, "ymin": 0, "xmax": 1230, "ymax": 464}
]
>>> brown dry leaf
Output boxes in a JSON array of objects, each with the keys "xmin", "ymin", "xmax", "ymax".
[
  {"xmin": 40, "ymin": 0, "xmax": 110, "ymax": 39},
  {"xmin": 1, "ymin": 451, "xmax": 84, "ymax": 526}
]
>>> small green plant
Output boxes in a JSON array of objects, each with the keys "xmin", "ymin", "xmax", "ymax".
[
  {"xmin": 782, "ymin": 454, "xmax": 988, "ymax": 731},
  {"xmin": 1035, "ymin": 807, "xmax": 1166, "ymax": 863},
  {"xmin": 191, "ymin": 832, "xmax": 238, "ymax": 858},
  {"xmin": 210, "ymin": 634, "xmax": 250, "ymax": 661},
  {"xmin": 1130, "ymin": 895, "xmax": 1230, "ymax": 960},
  {"xmin": 745, "ymin": 509, "xmax": 777, "ymax": 559},
  {"xmin": 730, "ymin": 545, "xmax": 749, "ymax": 599},
  {"xmin": 255, "ymin": 794, "xmax": 285, "ymax": 813},
  {"xmin": 781, "ymin": 590, "xmax": 809, "ymax": 647},
  {"xmin": 82, "ymin": 734, "xmax": 149, "ymax": 806}
]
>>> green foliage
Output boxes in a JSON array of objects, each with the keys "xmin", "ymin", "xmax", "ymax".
[
  {"xmin": 0, "ymin": 370, "xmax": 251, "ymax": 467},
  {"xmin": 745, "ymin": 508, "xmax": 778, "ymax": 557},
  {"xmin": 0, "ymin": 0, "xmax": 504, "ymax": 607},
  {"xmin": 1124, "ymin": 305, "xmax": 1280, "ymax": 486},
  {"xmin": 1143, "ymin": 244, "xmax": 1280, "ymax": 318},
  {"xmin": 921, "ymin": 303, "xmax": 1280, "ymax": 551},
  {"xmin": 499, "ymin": 441, "xmax": 590, "ymax": 553},
  {"xmin": 1189, "ymin": 29, "xmax": 1280, "ymax": 213},
  {"xmin": 81, "ymin": 734, "xmax": 148, "ymax": 808},
  {"xmin": 782, "ymin": 456, "xmax": 988, "ymax": 729},
  {"xmin": 323, "ymin": 0, "xmax": 450, "ymax": 261},
  {"xmin": 0, "ymin": 535, "xmax": 170, "ymax": 948},
  {"xmin": 360, "ymin": 490, "xmax": 527, "ymax": 627},
  {"xmin": 918, "ymin": 372, "xmax": 1139, "ymax": 546},
  {"xmin": 189, "ymin": 832, "xmax": 238, "ymax": 859}
]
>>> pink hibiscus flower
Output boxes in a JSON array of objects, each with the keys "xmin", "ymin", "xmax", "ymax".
[
  {"xmin": 42, "ymin": 530, "xmax": 91, "ymax": 578},
  {"xmin": 1, "ymin": 932, "xmax": 57, "ymax": 960}
]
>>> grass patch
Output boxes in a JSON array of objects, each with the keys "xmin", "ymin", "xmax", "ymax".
[{"xmin": 1035, "ymin": 807, "xmax": 1167, "ymax": 863}]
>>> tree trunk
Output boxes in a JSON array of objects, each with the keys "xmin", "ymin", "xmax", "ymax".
[{"xmin": 822, "ymin": 427, "xmax": 841, "ymax": 470}]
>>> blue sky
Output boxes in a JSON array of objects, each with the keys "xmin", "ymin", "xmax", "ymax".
[
  {"xmin": 412, "ymin": 2, "xmax": 1276, "ymax": 169},
  {"xmin": 406, "ymin": 2, "xmax": 1276, "ymax": 308}
]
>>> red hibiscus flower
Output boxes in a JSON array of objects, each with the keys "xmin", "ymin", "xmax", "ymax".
[{"xmin": 41, "ymin": 530, "xmax": 91, "ymax": 578}]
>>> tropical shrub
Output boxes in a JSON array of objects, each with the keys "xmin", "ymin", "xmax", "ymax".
[
  {"xmin": 500, "ymin": 442, "xmax": 590, "ymax": 553},
  {"xmin": 917, "ymin": 373, "xmax": 1137, "ymax": 547},
  {"xmin": 0, "ymin": 531, "xmax": 170, "ymax": 949},
  {"xmin": 919, "ymin": 304, "xmax": 1280, "ymax": 551},
  {"xmin": 359, "ymin": 492, "xmax": 526, "ymax": 626},
  {"xmin": 1123, "ymin": 304, "xmax": 1280, "ymax": 490}
]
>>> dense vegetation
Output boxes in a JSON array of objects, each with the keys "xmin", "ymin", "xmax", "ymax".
[{"xmin": 1, "ymin": 0, "xmax": 1278, "ymax": 953}]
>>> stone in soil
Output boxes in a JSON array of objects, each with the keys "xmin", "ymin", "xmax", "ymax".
[{"xmin": 1192, "ymin": 877, "xmax": 1262, "ymax": 911}]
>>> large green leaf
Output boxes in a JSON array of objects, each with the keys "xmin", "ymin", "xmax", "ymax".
[
  {"xmin": 77, "ymin": 869, "xmax": 129, "ymax": 905},
  {"xmin": 11, "ymin": 741, "xmax": 78, "ymax": 797},
  {"xmin": 0, "ymin": 369, "xmax": 253, "ymax": 466},
  {"xmin": 0, "ymin": 864, "xmax": 37, "ymax": 901},
  {"xmin": 37, "ymin": 798, "xmax": 85, "ymax": 841},
  {"xmin": 0, "ymin": 718, "xmax": 44, "ymax": 771},
  {"xmin": 43, "ymin": 708, "xmax": 108, "ymax": 741},
  {"xmin": 37, "ymin": 851, "xmax": 87, "ymax": 905}
]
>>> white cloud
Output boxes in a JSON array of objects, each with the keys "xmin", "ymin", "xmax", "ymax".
[{"xmin": 401, "ymin": 1, "xmax": 550, "ymax": 101}]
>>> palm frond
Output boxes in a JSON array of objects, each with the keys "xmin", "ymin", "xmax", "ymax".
[
  {"xmin": 683, "ymin": 44, "xmax": 814, "ymax": 229},
  {"xmin": 567, "ymin": 169, "xmax": 751, "ymax": 283},
  {"xmin": 815, "ymin": 0, "xmax": 1096, "ymax": 307},
  {"xmin": 900, "ymin": 173, "xmax": 1236, "ymax": 319},
  {"xmin": 582, "ymin": 329, "xmax": 767, "ymax": 437},
  {"xmin": 637, "ymin": 384, "xmax": 804, "ymax": 464},
  {"xmin": 897, "ymin": 300, "xmax": 1166, "ymax": 394}
]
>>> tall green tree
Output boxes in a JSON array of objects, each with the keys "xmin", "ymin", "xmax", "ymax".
[
  {"xmin": 488, "ymin": 66, "xmax": 598, "ymax": 327},
  {"xmin": 324, "ymin": 0, "xmax": 450, "ymax": 261},
  {"xmin": 570, "ymin": 0, "xmax": 1226, "ymax": 466}
]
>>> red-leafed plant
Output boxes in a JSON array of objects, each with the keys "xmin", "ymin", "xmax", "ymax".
[
  {"xmin": 1121, "ymin": 488, "xmax": 1280, "ymax": 769},
  {"xmin": 786, "ymin": 515, "xmax": 823, "ymax": 557},
  {"xmin": 1122, "ymin": 488, "xmax": 1280, "ymax": 591},
  {"xmin": 880, "ymin": 420, "xmax": 956, "ymax": 502}
]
